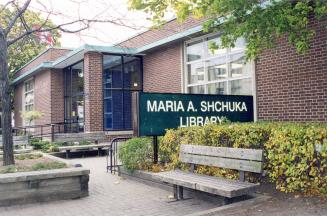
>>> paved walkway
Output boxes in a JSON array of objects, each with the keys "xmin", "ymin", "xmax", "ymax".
[{"xmin": 0, "ymin": 157, "xmax": 219, "ymax": 216}]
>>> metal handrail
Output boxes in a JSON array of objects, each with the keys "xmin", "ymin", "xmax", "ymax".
[
  {"xmin": 1, "ymin": 121, "xmax": 85, "ymax": 141},
  {"xmin": 106, "ymin": 137, "xmax": 132, "ymax": 174}
]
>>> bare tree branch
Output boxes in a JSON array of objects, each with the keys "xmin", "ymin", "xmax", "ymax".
[{"xmin": 4, "ymin": 0, "xmax": 31, "ymax": 36}]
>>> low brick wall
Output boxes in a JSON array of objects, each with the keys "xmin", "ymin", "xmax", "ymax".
[{"xmin": 0, "ymin": 167, "xmax": 90, "ymax": 207}]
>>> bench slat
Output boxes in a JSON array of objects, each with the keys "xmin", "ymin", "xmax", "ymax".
[
  {"xmin": 154, "ymin": 170, "xmax": 259, "ymax": 198},
  {"xmin": 180, "ymin": 152, "xmax": 262, "ymax": 173},
  {"xmin": 58, "ymin": 144, "xmax": 110, "ymax": 151},
  {"xmin": 181, "ymin": 144, "xmax": 263, "ymax": 161}
]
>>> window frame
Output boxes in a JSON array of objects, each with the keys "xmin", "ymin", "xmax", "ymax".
[
  {"xmin": 102, "ymin": 54, "xmax": 143, "ymax": 131},
  {"xmin": 23, "ymin": 78, "xmax": 34, "ymax": 112},
  {"xmin": 183, "ymin": 33, "xmax": 254, "ymax": 95}
]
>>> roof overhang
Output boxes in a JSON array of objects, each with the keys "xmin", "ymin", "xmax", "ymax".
[
  {"xmin": 12, "ymin": 45, "xmax": 138, "ymax": 85},
  {"xmin": 52, "ymin": 44, "xmax": 138, "ymax": 69}
]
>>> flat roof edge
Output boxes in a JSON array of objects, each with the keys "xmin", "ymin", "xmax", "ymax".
[
  {"xmin": 14, "ymin": 47, "xmax": 72, "ymax": 74},
  {"xmin": 136, "ymin": 25, "xmax": 203, "ymax": 53},
  {"xmin": 12, "ymin": 62, "xmax": 54, "ymax": 85}
]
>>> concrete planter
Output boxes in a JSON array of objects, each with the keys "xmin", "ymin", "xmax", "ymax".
[{"xmin": 0, "ymin": 155, "xmax": 90, "ymax": 207}]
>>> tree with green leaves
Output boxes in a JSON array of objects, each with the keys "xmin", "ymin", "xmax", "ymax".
[
  {"xmin": 1, "ymin": 9, "xmax": 61, "ymax": 77},
  {"xmin": 129, "ymin": 0, "xmax": 327, "ymax": 59}
]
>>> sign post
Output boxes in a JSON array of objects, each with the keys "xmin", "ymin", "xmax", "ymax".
[{"xmin": 132, "ymin": 92, "xmax": 254, "ymax": 163}]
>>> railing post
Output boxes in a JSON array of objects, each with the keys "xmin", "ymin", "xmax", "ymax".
[
  {"xmin": 40, "ymin": 126, "xmax": 43, "ymax": 141},
  {"xmin": 24, "ymin": 128, "xmax": 27, "ymax": 136},
  {"xmin": 51, "ymin": 124, "xmax": 55, "ymax": 142},
  {"xmin": 153, "ymin": 136, "xmax": 158, "ymax": 164}
]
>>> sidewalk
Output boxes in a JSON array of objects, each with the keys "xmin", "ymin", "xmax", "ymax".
[
  {"xmin": 0, "ymin": 156, "xmax": 325, "ymax": 216},
  {"xmin": 0, "ymin": 157, "xmax": 220, "ymax": 216}
]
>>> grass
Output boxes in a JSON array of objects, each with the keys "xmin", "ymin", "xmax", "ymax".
[
  {"xmin": 0, "ymin": 154, "xmax": 67, "ymax": 174},
  {"xmin": 15, "ymin": 153, "xmax": 43, "ymax": 160}
]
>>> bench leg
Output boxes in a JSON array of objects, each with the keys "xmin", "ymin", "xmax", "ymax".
[
  {"xmin": 223, "ymin": 197, "xmax": 232, "ymax": 205},
  {"xmin": 98, "ymin": 148, "xmax": 102, "ymax": 156},
  {"xmin": 173, "ymin": 185, "xmax": 178, "ymax": 200},
  {"xmin": 178, "ymin": 186, "xmax": 184, "ymax": 199},
  {"xmin": 66, "ymin": 150, "xmax": 71, "ymax": 159}
]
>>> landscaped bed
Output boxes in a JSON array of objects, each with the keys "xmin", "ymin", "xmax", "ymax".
[
  {"xmin": 0, "ymin": 153, "xmax": 90, "ymax": 207},
  {"xmin": 0, "ymin": 153, "xmax": 67, "ymax": 174}
]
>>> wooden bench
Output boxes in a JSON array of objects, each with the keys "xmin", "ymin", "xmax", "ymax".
[
  {"xmin": 153, "ymin": 144, "xmax": 263, "ymax": 203},
  {"xmin": 58, "ymin": 143, "xmax": 110, "ymax": 158}
]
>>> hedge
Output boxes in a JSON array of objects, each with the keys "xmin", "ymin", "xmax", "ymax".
[{"xmin": 119, "ymin": 122, "xmax": 327, "ymax": 197}]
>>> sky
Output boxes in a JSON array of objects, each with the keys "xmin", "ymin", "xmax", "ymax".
[
  {"xmin": 3, "ymin": 0, "xmax": 163, "ymax": 48},
  {"xmin": 33, "ymin": 0, "xmax": 154, "ymax": 48}
]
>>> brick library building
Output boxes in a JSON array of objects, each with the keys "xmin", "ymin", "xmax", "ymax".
[{"xmin": 12, "ymin": 17, "xmax": 327, "ymax": 138}]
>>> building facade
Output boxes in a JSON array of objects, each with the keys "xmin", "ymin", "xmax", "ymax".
[{"xmin": 12, "ymin": 17, "xmax": 327, "ymax": 134}]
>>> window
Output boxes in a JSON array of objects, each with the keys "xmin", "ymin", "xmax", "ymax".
[
  {"xmin": 103, "ymin": 55, "xmax": 142, "ymax": 130},
  {"xmin": 185, "ymin": 35, "xmax": 254, "ymax": 95},
  {"xmin": 64, "ymin": 61, "xmax": 84, "ymax": 132},
  {"xmin": 24, "ymin": 79, "xmax": 34, "ymax": 112}
]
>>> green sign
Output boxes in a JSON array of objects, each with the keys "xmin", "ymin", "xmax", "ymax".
[{"xmin": 132, "ymin": 92, "xmax": 254, "ymax": 136}]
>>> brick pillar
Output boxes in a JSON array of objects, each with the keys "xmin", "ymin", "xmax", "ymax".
[
  {"xmin": 84, "ymin": 52, "xmax": 103, "ymax": 132},
  {"xmin": 51, "ymin": 69, "xmax": 65, "ymax": 124}
]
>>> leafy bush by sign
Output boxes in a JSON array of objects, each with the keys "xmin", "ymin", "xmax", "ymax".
[
  {"xmin": 118, "ymin": 137, "xmax": 153, "ymax": 171},
  {"xmin": 160, "ymin": 122, "xmax": 326, "ymax": 197},
  {"xmin": 266, "ymin": 125, "xmax": 326, "ymax": 196},
  {"xmin": 119, "ymin": 122, "xmax": 326, "ymax": 197}
]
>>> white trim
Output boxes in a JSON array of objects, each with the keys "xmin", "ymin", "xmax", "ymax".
[
  {"xmin": 23, "ymin": 78, "xmax": 35, "ymax": 126},
  {"xmin": 252, "ymin": 61, "xmax": 258, "ymax": 121},
  {"xmin": 180, "ymin": 44, "xmax": 185, "ymax": 93}
]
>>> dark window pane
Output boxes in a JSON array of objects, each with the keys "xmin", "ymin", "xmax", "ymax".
[
  {"xmin": 103, "ymin": 55, "xmax": 122, "ymax": 89},
  {"xmin": 112, "ymin": 91, "xmax": 123, "ymax": 130},
  {"xmin": 123, "ymin": 91, "xmax": 132, "ymax": 129},
  {"xmin": 104, "ymin": 98, "xmax": 112, "ymax": 113},
  {"xmin": 104, "ymin": 114, "xmax": 113, "ymax": 129},
  {"xmin": 123, "ymin": 56, "xmax": 142, "ymax": 90},
  {"xmin": 103, "ymin": 55, "xmax": 142, "ymax": 131}
]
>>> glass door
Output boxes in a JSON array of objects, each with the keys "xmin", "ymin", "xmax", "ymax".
[{"xmin": 64, "ymin": 61, "xmax": 84, "ymax": 132}]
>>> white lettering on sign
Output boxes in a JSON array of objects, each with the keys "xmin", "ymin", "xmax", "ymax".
[
  {"xmin": 180, "ymin": 116, "xmax": 223, "ymax": 127},
  {"xmin": 187, "ymin": 101, "xmax": 196, "ymax": 112},
  {"xmin": 147, "ymin": 100, "xmax": 247, "ymax": 113},
  {"xmin": 147, "ymin": 100, "xmax": 185, "ymax": 112},
  {"xmin": 200, "ymin": 101, "xmax": 247, "ymax": 112}
]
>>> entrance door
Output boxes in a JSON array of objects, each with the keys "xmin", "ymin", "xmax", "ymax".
[{"xmin": 64, "ymin": 61, "xmax": 84, "ymax": 132}]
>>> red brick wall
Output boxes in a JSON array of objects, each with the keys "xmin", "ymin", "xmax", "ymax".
[
  {"xmin": 14, "ymin": 69, "xmax": 65, "ymax": 127},
  {"xmin": 143, "ymin": 42, "xmax": 183, "ymax": 93},
  {"xmin": 13, "ymin": 83, "xmax": 23, "ymax": 127},
  {"xmin": 15, "ymin": 48, "xmax": 70, "ymax": 78},
  {"xmin": 34, "ymin": 70, "xmax": 52, "ymax": 126},
  {"xmin": 118, "ymin": 17, "xmax": 205, "ymax": 48},
  {"xmin": 84, "ymin": 52, "xmax": 103, "ymax": 132},
  {"xmin": 256, "ymin": 17, "xmax": 327, "ymax": 122},
  {"xmin": 50, "ymin": 69, "xmax": 65, "ymax": 123}
]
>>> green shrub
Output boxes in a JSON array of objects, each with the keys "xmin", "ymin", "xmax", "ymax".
[
  {"xmin": 0, "ymin": 165, "xmax": 18, "ymax": 174},
  {"xmin": 266, "ymin": 124, "xmax": 327, "ymax": 196},
  {"xmin": 15, "ymin": 153, "xmax": 43, "ymax": 160},
  {"xmin": 79, "ymin": 140, "xmax": 91, "ymax": 146},
  {"xmin": 118, "ymin": 137, "xmax": 153, "ymax": 171},
  {"xmin": 29, "ymin": 138, "xmax": 65, "ymax": 152},
  {"xmin": 30, "ymin": 138, "xmax": 50, "ymax": 150},
  {"xmin": 160, "ymin": 122, "xmax": 327, "ymax": 197}
]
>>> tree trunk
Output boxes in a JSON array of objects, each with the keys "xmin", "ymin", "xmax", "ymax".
[{"xmin": 0, "ymin": 32, "xmax": 14, "ymax": 166}]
